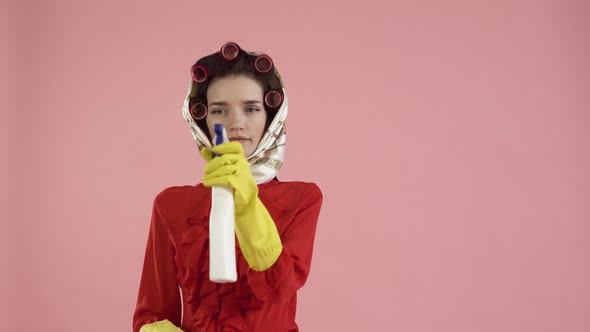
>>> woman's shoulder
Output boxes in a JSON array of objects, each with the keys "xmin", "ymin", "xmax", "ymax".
[
  {"xmin": 151, "ymin": 180, "xmax": 322, "ymax": 208},
  {"xmin": 262, "ymin": 180, "xmax": 323, "ymax": 202},
  {"xmin": 152, "ymin": 183, "xmax": 210, "ymax": 211},
  {"xmin": 156, "ymin": 183, "xmax": 207, "ymax": 197},
  {"xmin": 276, "ymin": 180, "xmax": 321, "ymax": 192}
]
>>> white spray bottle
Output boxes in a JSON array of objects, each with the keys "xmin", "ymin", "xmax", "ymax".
[{"xmin": 209, "ymin": 123, "xmax": 237, "ymax": 283}]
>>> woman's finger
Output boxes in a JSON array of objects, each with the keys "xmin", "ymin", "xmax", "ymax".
[
  {"xmin": 203, "ymin": 176, "xmax": 231, "ymax": 188},
  {"xmin": 211, "ymin": 141, "xmax": 244, "ymax": 155},
  {"xmin": 204, "ymin": 154, "xmax": 241, "ymax": 175},
  {"xmin": 200, "ymin": 147, "xmax": 213, "ymax": 162},
  {"xmin": 203, "ymin": 164, "xmax": 239, "ymax": 181}
]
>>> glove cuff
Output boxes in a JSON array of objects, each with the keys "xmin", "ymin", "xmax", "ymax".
[
  {"xmin": 235, "ymin": 197, "xmax": 283, "ymax": 271},
  {"xmin": 139, "ymin": 319, "xmax": 184, "ymax": 332}
]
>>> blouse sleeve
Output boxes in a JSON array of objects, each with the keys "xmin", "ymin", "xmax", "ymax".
[
  {"xmin": 246, "ymin": 183, "xmax": 323, "ymax": 304},
  {"xmin": 132, "ymin": 191, "xmax": 182, "ymax": 332}
]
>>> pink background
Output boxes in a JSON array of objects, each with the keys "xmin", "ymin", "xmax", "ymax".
[{"xmin": 2, "ymin": 0, "xmax": 589, "ymax": 331}]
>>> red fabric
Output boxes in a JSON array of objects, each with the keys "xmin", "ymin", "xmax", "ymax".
[{"xmin": 132, "ymin": 180, "xmax": 323, "ymax": 332}]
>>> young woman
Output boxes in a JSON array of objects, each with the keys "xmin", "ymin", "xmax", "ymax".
[{"xmin": 132, "ymin": 42, "xmax": 323, "ymax": 332}]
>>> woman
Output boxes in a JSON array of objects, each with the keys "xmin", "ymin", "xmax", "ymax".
[{"xmin": 132, "ymin": 42, "xmax": 323, "ymax": 332}]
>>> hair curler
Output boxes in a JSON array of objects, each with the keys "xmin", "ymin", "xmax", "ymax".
[
  {"xmin": 189, "ymin": 102, "xmax": 208, "ymax": 120},
  {"xmin": 191, "ymin": 64, "xmax": 208, "ymax": 83},
  {"xmin": 221, "ymin": 42, "xmax": 240, "ymax": 61},
  {"xmin": 264, "ymin": 90, "xmax": 283, "ymax": 108},
  {"xmin": 254, "ymin": 54, "xmax": 273, "ymax": 73},
  {"xmin": 208, "ymin": 124, "xmax": 238, "ymax": 283}
]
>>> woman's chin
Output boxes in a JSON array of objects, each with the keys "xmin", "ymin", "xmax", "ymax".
[{"xmin": 241, "ymin": 144, "xmax": 254, "ymax": 157}]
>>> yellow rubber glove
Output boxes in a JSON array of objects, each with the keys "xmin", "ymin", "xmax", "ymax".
[
  {"xmin": 201, "ymin": 142, "xmax": 282, "ymax": 271},
  {"xmin": 140, "ymin": 319, "xmax": 184, "ymax": 332}
]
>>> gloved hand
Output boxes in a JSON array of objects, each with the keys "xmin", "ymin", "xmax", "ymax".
[
  {"xmin": 201, "ymin": 142, "xmax": 258, "ymax": 208},
  {"xmin": 140, "ymin": 319, "xmax": 184, "ymax": 332},
  {"xmin": 201, "ymin": 142, "xmax": 283, "ymax": 271}
]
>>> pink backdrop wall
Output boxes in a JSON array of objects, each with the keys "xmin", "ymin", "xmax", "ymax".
[{"xmin": 2, "ymin": 0, "xmax": 589, "ymax": 331}]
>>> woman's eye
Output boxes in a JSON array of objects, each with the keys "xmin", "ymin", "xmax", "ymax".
[
  {"xmin": 210, "ymin": 109, "xmax": 224, "ymax": 115},
  {"xmin": 246, "ymin": 107, "xmax": 260, "ymax": 113}
]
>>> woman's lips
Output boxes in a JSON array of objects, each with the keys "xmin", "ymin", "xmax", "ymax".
[{"xmin": 229, "ymin": 137, "xmax": 250, "ymax": 142}]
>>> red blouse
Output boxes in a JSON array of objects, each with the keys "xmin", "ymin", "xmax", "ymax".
[{"xmin": 132, "ymin": 179, "xmax": 323, "ymax": 332}]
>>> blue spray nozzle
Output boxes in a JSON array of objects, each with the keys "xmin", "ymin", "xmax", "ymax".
[
  {"xmin": 213, "ymin": 124, "xmax": 224, "ymax": 157},
  {"xmin": 214, "ymin": 124, "xmax": 224, "ymax": 146}
]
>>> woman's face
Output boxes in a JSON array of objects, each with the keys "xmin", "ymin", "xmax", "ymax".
[{"xmin": 206, "ymin": 75, "xmax": 267, "ymax": 157}]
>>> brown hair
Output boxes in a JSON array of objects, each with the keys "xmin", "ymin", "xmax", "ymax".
[{"xmin": 188, "ymin": 45, "xmax": 284, "ymax": 140}]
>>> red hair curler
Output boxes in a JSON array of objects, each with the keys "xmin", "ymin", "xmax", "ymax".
[
  {"xmin": 264, "ymin": 90, "xmax": 282, "ymax": 108},
  {"xmin": 254, "ymin": 54, "xmax": 273, "ymax": 73},
  {"xmin": 190, "ymin": 102, "xmax": 208, "ymax": 120},
  {"xmin": 221, "ymin": 42, "xmax": 240, "ymax": 61},
  {"xmin": 191, "ymin": 64, "xmax": 208, "ymax": 83}
]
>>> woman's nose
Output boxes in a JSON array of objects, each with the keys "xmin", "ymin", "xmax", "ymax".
[{"xmin": 226, "ymin": 109, "xmax": 246, "ymax": 132}]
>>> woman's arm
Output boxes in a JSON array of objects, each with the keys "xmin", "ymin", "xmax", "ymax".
[
  {"xmin": 132, "ymin": 191, "xmax": 183, "ymax": 332},
  {"xmin": 243, "ymin": 184, "xmax": 323, "ymax": 304},
  {"xmin": 200, "ymin": 142, "xmax": 323, "ymax": 303}
]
